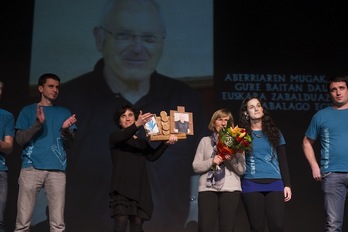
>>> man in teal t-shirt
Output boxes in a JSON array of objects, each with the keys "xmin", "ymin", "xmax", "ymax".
[
  {"xmin": 303, "ymin": 75, "xmax": 348, "ymax": 232},
  {"xmin": 14, "ymin": 73, "xmax": 77, "ymax": 232},
  {"xmin": 0, "ymin": 80, "xmax": 15, "ymax": 232}
]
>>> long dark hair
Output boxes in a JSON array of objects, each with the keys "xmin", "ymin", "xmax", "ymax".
[{"xmin": 239, "ymin": 97, "xmax": 280, "ymax": 151}]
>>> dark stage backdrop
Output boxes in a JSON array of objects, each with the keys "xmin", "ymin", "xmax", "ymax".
[
  {"xmin": 214, "ymin": 1, "xmax": 348, "ymax": 232},
  {"xmin": 2, "ymin": 0, "xmax": 348, "ymax": 232}
]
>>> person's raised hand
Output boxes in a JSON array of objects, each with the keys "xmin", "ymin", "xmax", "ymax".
[
  {"xmin": 135, "ymin": 110, "xmax": 154, "ymax": 127},
  {"xmin": 62, "ymin": 114, "xmax": 77, "ymax": 129},
  {"xmin": 36, "ymin": 104, "xmax": 45, "ymax": 124}
]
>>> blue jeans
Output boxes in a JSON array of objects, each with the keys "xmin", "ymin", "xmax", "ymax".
[
  {"xmin": 0, "ymin": 171, "xmax": 7, "ymax": 232},
  {"xmin": 322, "ymin": 172, "xmax": 348, "ymax": 232},
  {"xmin": 14, "ymin": 167, "xmax": 66, "ymax": 232}
]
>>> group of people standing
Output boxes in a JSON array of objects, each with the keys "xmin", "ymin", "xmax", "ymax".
[
  {"xmin": 1, "ymin": 73, "xmax": 348, "ymax": 232},
  {"xmin": 193, "ymin": 98, "xmax": 292, "ymax": 232},
  {"xmin": 0, "ymin": 74, "xmax": 78, "ymax": 232},
  {"xmin": 192, "ymin": 74, "xmax": 348, "ymax": 232},
  {"xmin": 103, "ymin": 74, "xmax": 348, "ymax": 232},
  {"xmin": 1, "ymin": 0, "xmax": 348, "ymax": 231}
]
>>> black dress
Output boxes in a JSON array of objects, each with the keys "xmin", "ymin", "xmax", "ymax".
[{"xmin": 109, "ymin": 123, "xmax": 168, "ymax": 220}]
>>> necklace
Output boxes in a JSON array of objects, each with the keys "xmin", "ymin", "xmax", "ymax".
[{"xmin": 252, "ymin": 132, "xmax": 263, "ymax": 138}]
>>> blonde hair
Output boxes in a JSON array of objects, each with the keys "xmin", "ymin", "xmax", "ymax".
[{"xmin": 208, "ymin": 109, "xmax": 234, "ymax": 132}]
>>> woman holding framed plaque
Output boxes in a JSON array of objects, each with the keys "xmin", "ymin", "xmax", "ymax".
[{"xmin": 109, "ymin": 105, "xmax": 177, "ymax": 232}]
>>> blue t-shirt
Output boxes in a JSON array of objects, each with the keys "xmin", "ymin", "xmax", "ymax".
[
  {"xmin": 15, "ymin": 104, "xmax": 77, "ymax": 171},
  {"xmin": 243, "ymin": 130, "xmax": 286, "ymax": 179},
  {"xmin": 0, "ymin": 108, "xmax": 15, "ymax": 171},
  {"xmin": 305, "ymin": 106, "xmax": 348, "ymax": 172}
]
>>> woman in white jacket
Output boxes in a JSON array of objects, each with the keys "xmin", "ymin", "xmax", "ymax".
[{"xmin": 192, "ymin": 108, "xmax": 246, "ymax": 232}]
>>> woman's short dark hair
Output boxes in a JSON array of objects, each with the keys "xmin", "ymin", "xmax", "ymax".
[{"xmin": 113, "ymin": 105, "xmax": 140, "ymax": 128}]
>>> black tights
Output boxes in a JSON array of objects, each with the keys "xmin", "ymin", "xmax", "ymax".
[
  {"xmin": 113, "ymin": 215, "xmax": 144, "ymax": 232},
  {"xmin": 242, "ymin": 191, "xmax": 285, "ymax": 232}
]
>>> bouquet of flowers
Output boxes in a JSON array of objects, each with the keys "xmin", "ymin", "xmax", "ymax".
[
  {"xmin": 207, "ymin": 121, "xmax": 252, "ymax": 187},
  {"xmin": 217, "ymin": 120, "xmax": 252, "ymax": 160}
]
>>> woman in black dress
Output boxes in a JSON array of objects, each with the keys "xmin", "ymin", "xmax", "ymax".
[{"xmin": 109, "ymin": 105, "xmax": 177, "ymax": 232}]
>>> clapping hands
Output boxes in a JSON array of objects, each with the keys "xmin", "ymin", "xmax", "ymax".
[{"xmin": 62, "ymin": 114, "xmax": 77, "ymax": 129}]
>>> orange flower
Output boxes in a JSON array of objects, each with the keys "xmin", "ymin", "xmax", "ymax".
[{"xmin": 217, "ymin": 139, "xmax": 234, "ymax": 160}]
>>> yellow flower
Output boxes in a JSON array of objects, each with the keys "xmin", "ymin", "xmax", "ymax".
[{"xmin": 230, "ymin": 125, "xmax": 241, "ymax": 134}]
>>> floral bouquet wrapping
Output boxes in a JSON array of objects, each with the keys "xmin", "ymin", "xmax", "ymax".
[
  {"xmin": 217, "ymin": 121, "xmax": 252, "ymax": 160},
  {"xmin": 207, "ymin": 121, "xmax": 252, "ymax": 188}
]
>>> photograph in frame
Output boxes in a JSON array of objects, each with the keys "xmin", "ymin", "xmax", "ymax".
[
  {"xmin": 144, "ymin": 115, "xmax": 160, "ymax": 136},
  {"xmin": 170, "ymin": 110, "xmax": 194, "ymax": 135}
]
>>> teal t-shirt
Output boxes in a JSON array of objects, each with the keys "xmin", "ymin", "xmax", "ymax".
[
  {"xmin": 244, "ymin": 130, "xmax": 285, "ymax": 179},
  {"xmin": 305, "ymin": 106, "xmax": 348, "ymax": 172},
  {"xmin": 15, "ymin": 104, "xmax": 77, "ymax": 171},
  {"xmin": 0, "ymin": 108, "xmax": 15, "ymax": 171}
]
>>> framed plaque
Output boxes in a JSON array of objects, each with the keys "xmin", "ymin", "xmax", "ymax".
[{"xmin": 144, "ymin": 106, "xmax": 193, "ymax": 141}]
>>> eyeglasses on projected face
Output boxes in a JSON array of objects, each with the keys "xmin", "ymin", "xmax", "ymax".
[{"xmin": 100, "ymin": 27, "xmax": 165, "ymax": 44}]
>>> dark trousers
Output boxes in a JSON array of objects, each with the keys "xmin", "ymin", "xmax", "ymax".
[
  {"xmin": 0, "ymin": 171, "xmax": 7, "ymax": 232},
  {"xmin": 242, "ymin": 191, "xmax": 285, "ymax": 232},
  {"xmin": 198, "ymin": 191, "xmax": 241, "ymax": 232}
]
